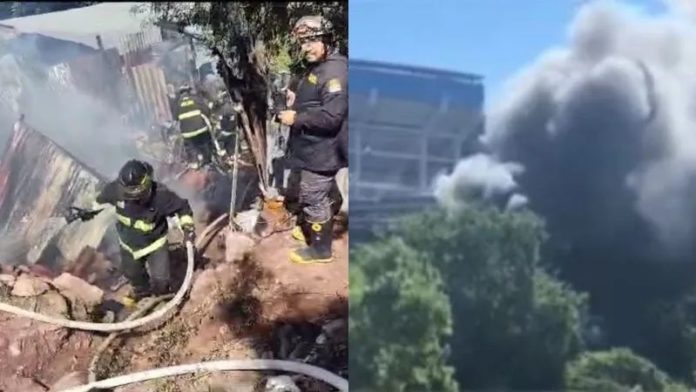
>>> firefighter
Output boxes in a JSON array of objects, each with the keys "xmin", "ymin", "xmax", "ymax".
[
  {"xmin": 278, "ymin": 15, "xmax": 347, "ymax": 264},
  {"xmin": 213, "ymin": 92, "xmax": 239, "ymax": 156},
  {"xmin": 175, "ymin": 84, "xmax": 215, "ymax": 169},
  {"xmin": 78, "ymin": 159, "xmax": 196, "ymax": 306}
]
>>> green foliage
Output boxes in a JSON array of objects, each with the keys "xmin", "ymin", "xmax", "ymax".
[
  {"xmin": 565, "ymin": 348, "xmax": 690, "ymax": 391},
  {"xmin": 393, "ymin": 206, "xmax": 587, "ymax": 389},
  {"xmin": 639, "ymin": 297, "xmax": 696, "ymax": 382},
  {"xmin": 140, "ymin": 2, "xmax": 346, "ymax": 74},
  {"xmin": 349, "ymin": 237, "xmax": 458, "ymax": 392},
  {"xmin": 352, "ymin": 204, "xmax": 696, "ymax": 390}
]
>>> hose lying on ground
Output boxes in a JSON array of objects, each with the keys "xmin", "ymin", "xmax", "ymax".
[
  {"xmin": 0, "ymin": 241, "xmax": 196, "ymax": 332},
  {"xmin": 3, "ymin": 218, "xmax": 349, "ymax": 390},
  {"xmin": 87, "ymin": 294, "xmax": 174, "ymax": 383},
  {"xmin": 61, "ymin": 359, "xmax": 349, "ymax": 392}
]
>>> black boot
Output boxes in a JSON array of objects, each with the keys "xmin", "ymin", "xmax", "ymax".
[
  {"xmin": 151, "ymin": 279, "xmax": 172, "ymax": 296},
  {"xmin": 292, "ymin": 214, "xmax": 312, "ymax": 245},
  {"xmin": 289, "ymin": 219, "xmax": 333, "ymax": 264}
]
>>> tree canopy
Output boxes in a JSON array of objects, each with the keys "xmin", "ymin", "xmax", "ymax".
[
  {"xmin": 350, "ymin": 203, "xmax": 696, "ymax": 391},
  {"xmin": 350, "ymin": 237, "xmax": 458, "ymax": 392}
]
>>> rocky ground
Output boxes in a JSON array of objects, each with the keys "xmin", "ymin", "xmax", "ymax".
[{"xmin": 0, "ymin": 220, "xmax": 348, "ymax": 392}]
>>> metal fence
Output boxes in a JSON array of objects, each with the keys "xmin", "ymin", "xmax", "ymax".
[
  {"xmin": 127, "ymin": 63, "xmax": 172, "ymax": 123},
  {"xmin": 119, "ymin": 27, "xmax": 173, "ymax": 125}
]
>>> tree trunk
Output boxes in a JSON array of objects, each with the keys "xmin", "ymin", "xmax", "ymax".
[{"xmin": 217, "ymin": 34, "xmax": 270, "ymax": 196}]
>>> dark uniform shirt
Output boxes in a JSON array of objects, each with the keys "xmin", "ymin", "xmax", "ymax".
[
  {"xmin": 287, "ymin": 52, "xmax": 348, "ymax": 172},
  {"xmin": 175, "ymin": 93, "xmax": 210, "ymax": 139},
  {"xmin": 96, "ymin": 181, "xmax": 194, "ymax": 260}
]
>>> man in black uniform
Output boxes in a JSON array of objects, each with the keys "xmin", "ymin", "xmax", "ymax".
[
  {"xmin": 278, "ymin": 15, "xmax": 348, "ymax": 264},
  {"xmin": 175, "ymin": 84, "xmax": 215, "ymax": 169},
  {"xmin": 78, "ymin": 160, "xmax": 196, "ymax": 305}
]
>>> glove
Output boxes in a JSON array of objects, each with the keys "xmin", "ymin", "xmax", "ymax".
[
  {"xmin": 183, "ymin": 226, "xmax": 196, "ymax": 243},
  {"xmin": 65, "ymin": 207, "xmax": 101, "ymax": 223}
]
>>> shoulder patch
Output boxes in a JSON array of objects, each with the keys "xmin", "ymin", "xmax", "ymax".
[{"xmin": 327, "ymin": 78, "xmax": 342, "ymax": 93}]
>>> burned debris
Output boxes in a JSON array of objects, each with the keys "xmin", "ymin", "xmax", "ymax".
[{"xmin": 0, "ymin": 3, "xmax": 347, "ymax": 391}]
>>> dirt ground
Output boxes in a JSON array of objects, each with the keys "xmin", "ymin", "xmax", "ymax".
[
  {"xmin": 0, "ymin": 225, "xmax": 348, "ymax": 392},
  {"xmin": 109, "ymin": 228, "xmax": 349, "ymax": 392}
]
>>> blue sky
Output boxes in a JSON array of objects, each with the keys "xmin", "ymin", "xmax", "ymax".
[{"xmin": 349, "ymin": 0, "xmax": 669, "ymax": 105}]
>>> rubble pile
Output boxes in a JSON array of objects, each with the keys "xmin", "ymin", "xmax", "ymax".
[
  {"xmin": 88, "ymin": 241, "xmax": 348, "ymax": 392},
  {"xmin": 0, "ymin": 5, "xmax": 349, "ymax": 390},
  {"xmin": 0, "ymin": 267, "xmax": 103, "ymax": 391}
]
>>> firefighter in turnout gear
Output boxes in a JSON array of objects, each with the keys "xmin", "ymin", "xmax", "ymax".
[
  {"xmin": 175, "ymin": 84, "xmax": 215, "ymax": 169},
  {"xmin": 78, "ymin": 160, "xmax": 196, "ymax": 306},
  {"xmin": 278, "ymin": 15, "xmax": 347, "ymax": 264}
]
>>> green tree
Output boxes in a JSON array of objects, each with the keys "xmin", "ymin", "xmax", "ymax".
[
  {"xmin": 350, "ymin": 237, "xmax": 458, "ymax": 392},
  {"xmin": 565, "ymin": 348, "xmax": 690, "ymax": 391},
  {"xmin": 394, "ymin": 206, "xmax": 587, "ymax": 389},
  {"xmin": 639, "ymin": 295, "xmax": 696, "ymax": 383}
]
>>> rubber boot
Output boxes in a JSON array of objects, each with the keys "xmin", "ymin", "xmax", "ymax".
[
  {"xmin": 291, "ymin": 214, "xmax": 311, "ymax": 245},
  {"xmin": 292, "ymin": 225, "xmax": 306, "ymax": 243},
  {"xmin": 290, "ymin": 219, "xmax": 333, "ymax": 264},
  {"xmin": 151, "ymin": 279, "xmax": 172, "ymax": 296},
  {"xmin": 122, "ymin": 285, "xmax": 151, "ymax": 308}
]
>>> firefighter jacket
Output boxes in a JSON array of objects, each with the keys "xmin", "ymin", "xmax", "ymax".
[
  {"xmin": 175, "ymin": 93, "xmax": 211, "ymax": 139},
  {"xmin": 287, "ymin": 52, "xmax": 348, "ymax": 172},
  {"xmin": 95, "ymin": 181, "xmax": 194, "ymax": 260}
]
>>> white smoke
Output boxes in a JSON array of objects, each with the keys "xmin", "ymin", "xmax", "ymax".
[
  {"xmin": 506, "ymin": 193, "xmax": 529, "ymax": 212},
  {"xmin": 438, "ymin": 0, "xmax": 696, "ymax": 248},
  {"xmin": 434, "ymin": 153, "xmax": 524, "ymax": 209},
  {"xmin": 0, "ymin": 37, "xmax": 148, "ymax": 179},
  {"xmin": 663, "ymin": 0, "xmax": 696, "ymax": 21}
]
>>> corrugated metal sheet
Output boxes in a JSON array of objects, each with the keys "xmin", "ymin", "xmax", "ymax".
[
  {"xmin": 120, "ymin": 27, "xmax": 162, "ymax": 68},
  {"xmin": 128, "ymin": 63, "xmax": 172, "ymax": 122},
  {"xmin": 119, "ymin": 28, "xmax": 174, "ymax": 123},
  {"xmin": 0, "ymin": 121, "xmax": 114, "ymax": 267}
]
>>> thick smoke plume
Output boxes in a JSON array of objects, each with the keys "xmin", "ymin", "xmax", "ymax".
[
  {"xmin": 0, "ymin": 34, "xmax": 145, "ymax": 179},
  {"xmin": 439, "ymin": 0, "xmax": 696, "ymax": 255}
]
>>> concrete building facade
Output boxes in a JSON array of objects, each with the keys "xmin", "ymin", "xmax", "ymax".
[
  {"xmin": 349, "ymin": 59, "xmax": 485, "ymax": 201},
  {"xmin": 349, "ymin": 59, "xmax": 485, "ymax": 240}
]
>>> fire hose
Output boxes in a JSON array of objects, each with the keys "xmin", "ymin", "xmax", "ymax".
[
  {"xmin": 0, "ymin": 219, "xmax": 348, "ymax": 390},
  {"xmin": 0, "ymin": 206, "xmax": 218, "ymax": 332},
  {"xmin": 0, "ymin": 241, "xmax": 196, "ymax": 332},
  {"xmin": 62, "ymin": 359, "xmax": 348, "ymax": 392}
]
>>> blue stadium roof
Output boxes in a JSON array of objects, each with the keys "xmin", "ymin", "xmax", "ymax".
[{"xmin": 350, "ymin": 59, "xmax": 484, "ymax": 108}]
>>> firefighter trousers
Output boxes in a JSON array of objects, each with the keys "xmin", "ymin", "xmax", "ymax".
[
  {"xmin": 183, "ymin": 132, "xmax": 214, "ymax": 165},
  {"xmin": 120, "ymin": 245, "xmax": 171, "ymax": 295},
  {"xmin": 285, "ymin": 168, "xmax": 342, "ymax": 219},
  {"xmin": 299, "ymin": 169, "xmax": 339, "ymax": 223}
]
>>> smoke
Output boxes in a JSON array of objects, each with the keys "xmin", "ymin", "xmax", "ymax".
[
  {"xmin": 0, "ymin": 34, "xmax": 145, "ymax": 179},
  {"xmin": 439, "ymin": 0, "xmax": 696, "ymax": 254},
  {"xmin": 663, "ymin": 0, "xmax": 696, "ymax": 21},
  {"xmin": 434, "ymin": 153, "xmax": 524, "ymax": 209},
  {"xmin": 21, "ymin": 81, "xmax": 143, "ymax": 178}
]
